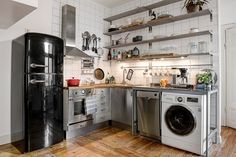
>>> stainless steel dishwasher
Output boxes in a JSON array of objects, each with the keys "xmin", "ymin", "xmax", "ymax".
[{"xmin": 137, "ymin": 91, "xmax": 160, "ymax": 140}]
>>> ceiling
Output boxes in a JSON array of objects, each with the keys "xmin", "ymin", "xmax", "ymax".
[{"xmin": 91, "ymin": 0, "xmax": 131, "ymax": 8}]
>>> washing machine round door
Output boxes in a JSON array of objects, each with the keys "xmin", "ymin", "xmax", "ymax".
[{"xmin": 165, "ymin": 105, "xmax": 196, "ymax": 136}]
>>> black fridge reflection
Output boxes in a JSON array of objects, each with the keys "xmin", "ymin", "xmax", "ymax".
[{"xmin": 11, "ymin": 33, "xmax": 64, "ymax": 152}]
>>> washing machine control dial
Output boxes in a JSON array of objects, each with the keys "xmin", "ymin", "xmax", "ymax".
[{"xmin": 177, "ymin": 97, "xmax": 183, "ymax": 102}]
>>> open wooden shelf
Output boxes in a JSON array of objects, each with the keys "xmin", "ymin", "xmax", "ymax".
[
  {"xmin": 104, "ymin": 31, "xmax": 212, "ymax": 49},
  {"xmin": 103, "ymin": 53, "xmax": 212, "ymax": 62},
  {"xmin": 104, "ymin": 9, "xmax": 212, "ymax": 36},
  {"xmin": 104, "ymin": 0, "xmax": 182, "ymax": 22}
]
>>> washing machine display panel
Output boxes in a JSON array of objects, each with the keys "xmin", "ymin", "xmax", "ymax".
[
  {"xmin": 187, "ymin": 97, "xmax": 198, "ymax": 103},
  {"xmin": 165, "ymin": 105, "xmax": 196, "ymax": 136}
]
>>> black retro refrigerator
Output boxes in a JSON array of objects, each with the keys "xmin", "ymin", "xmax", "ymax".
[{"xmin": 11, "ymin": 33, "xmax": 64, "ymax": 152}]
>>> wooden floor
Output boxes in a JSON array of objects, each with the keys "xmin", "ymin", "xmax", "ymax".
[{"xmin": 0, "ymin": 127, "xmax": 235, "ymax": 157}]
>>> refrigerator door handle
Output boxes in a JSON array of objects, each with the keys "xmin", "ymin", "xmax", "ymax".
[
  {"xmin": 30, "ymin": 79, "xmax": 45, "ymax": 84},
  {"xmin": 30, "ymin": 63, "xmax": 48, "ymax": 68}
]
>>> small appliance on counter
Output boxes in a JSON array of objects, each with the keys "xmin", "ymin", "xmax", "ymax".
[
  {"xmin": 177, "ymin": 68, "xmax": 188, "ymax": 84},
  {"xmin": 170, "ymin": 68, "xmax": 194, "ymax": 89}
]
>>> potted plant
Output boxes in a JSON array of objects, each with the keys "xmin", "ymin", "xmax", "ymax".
[
  {"xmin": 196, "ymin": 72, "xmax": 213, "ymax": 90},
  {"xmin": 183, "ymin": 0, "xmax": 209, "ymax": 13}
]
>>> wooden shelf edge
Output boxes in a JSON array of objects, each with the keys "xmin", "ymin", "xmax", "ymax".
[
  {"xmin": 103, "ymin": 53, "xmax": 212, "ymax": 62},
  {"xmin": 104, "ymin": 0, "xmax": 182, "ymax": 22},
  {"xmin": 104, "ymin": 30, "xmax": 212, "ymax": 49},
  {"xmin": 104, "ymin": 9, "xmax": 212, "ymax": 36}
]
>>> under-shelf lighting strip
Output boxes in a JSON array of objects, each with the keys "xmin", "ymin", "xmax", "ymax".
[{"xmin": 120, "ymin": 64, "xmax": 213, "ymax": 70}]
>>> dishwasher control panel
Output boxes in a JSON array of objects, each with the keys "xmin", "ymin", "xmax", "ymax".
[{"xmin": 137, "ymin": 91, "xmax": 159, "ymax": 99}]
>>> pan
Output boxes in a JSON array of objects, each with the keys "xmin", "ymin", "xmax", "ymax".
[{"xmin": 94, "ymin": 68, "xmax": 105, "ymax": 80}]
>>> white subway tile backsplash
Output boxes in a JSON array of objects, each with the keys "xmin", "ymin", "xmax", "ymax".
[{"xmin": 52, "ymin": 0, "xmax": 111, "ymax": 85}]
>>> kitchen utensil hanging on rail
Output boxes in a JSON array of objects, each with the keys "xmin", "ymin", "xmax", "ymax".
[
  {"xmin": 91, "ymin": 34, "xmax": 96, "ymax": 52},
  {"xmin": 97, "ymin": 37, "xmax": 103, "ymax": 57},
  {"xmin": 82, "ymin": 31, "xmax": 91, "ymax": 51}
]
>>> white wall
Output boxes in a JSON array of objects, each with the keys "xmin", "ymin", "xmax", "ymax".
[
  {"xmin": 0, "ymin": 0, "xmax": 53, "ymax": 42},
  {"xmin": 219, "ymin": 0, "xmax": 236, "ymax": 126},
  {"xmin": 220, "ymin": 0, "xmax": 236, "ymax": 25},
  {"xmin": 0, "ymin": 41, "xmax": 12, "ymax": 145},
  {"xmin": 0, "ymin": 0, "xmax": 53, "ymax": 144}
]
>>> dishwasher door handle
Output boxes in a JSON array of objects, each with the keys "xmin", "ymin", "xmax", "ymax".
[
  {"xmin": 137, "ymin": 91, "xmax": 160, "ymax": 99},
  {"xmin": 145, "ymin": 97, "xmax": 153, "ymax": 101}
]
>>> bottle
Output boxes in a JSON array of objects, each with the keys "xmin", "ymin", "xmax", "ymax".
[
  {"xmin": 118, "ymin": 51, "xmax": 122, "ymax": 60},
  {"xmin": 108, "ymin": 49, "xmax": 111, "ymax": 60},
  {"xmin": 105, "ymin": 72, "xmax": 110, "ymax": 84},
  {"xmin": 112, "ymin": 49, "xmax": 116, "ymax": 60}
]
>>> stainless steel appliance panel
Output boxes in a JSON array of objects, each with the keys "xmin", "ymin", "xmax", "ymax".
[
  {"xmin": 67, "ymin": 119, "xmax": 93, "ymax": 131},
  {"xmin": 137, "ymin": 91, "xmax": 160, "ymax": 139},
  {"xmin": 62, "ymin": 5, "xmax": 92, "ymax": 58},
  {"xmin": 111, "ymin": 88, "xmax": 132, "ymax": 126},
  {"xmin": 64, "ymin": 88, "xmax": 96, "ymax": 131},
  {"xmin": 68, "ymin": 90, "xmax": 86, "ymax": 123}
]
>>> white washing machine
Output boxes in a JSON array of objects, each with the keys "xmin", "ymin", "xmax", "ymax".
[{"xmin": 161, "ymin": 92, "xmax": 208, "ymax": 155}]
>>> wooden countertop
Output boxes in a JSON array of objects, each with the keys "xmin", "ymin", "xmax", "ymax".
[
  {"xmin": 64, "ymin": 83, "xmax": 135, "ymax": 89},
  {"xmin": 64, "ymin": 84, "xmax": 218, "ymax": 95}
]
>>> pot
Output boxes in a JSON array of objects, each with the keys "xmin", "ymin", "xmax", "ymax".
[
  {"xmin": 186, "ymin": 4, "xmax": 200, "ymax": 13},
  {"xmin": 67, "ymin": 77, "xmax": 80, "ymax": 86}
]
